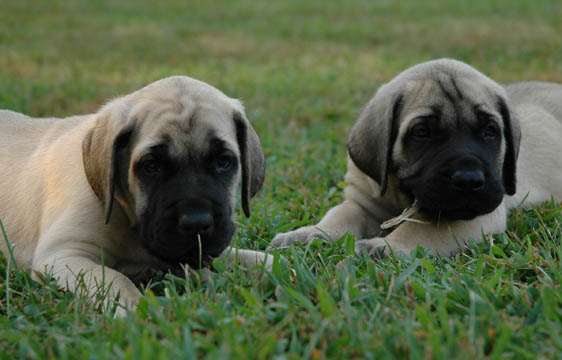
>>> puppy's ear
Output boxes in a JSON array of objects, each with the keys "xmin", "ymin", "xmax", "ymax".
[
  {"xmin": 347, "ymin": 87, "xmax": 403, "ymax": 196},
  {"xmin": 233, "ymin": 110, "xmax": 265, "ymax": 217},
  {"xmin": 497, "ymin": 96, "xmax": 521, "ymax": 195},
  {"xmin": 82, "ymin": 100, "xmax": 134, "ymax": 224}
]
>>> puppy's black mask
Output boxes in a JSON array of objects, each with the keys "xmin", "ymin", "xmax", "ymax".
[
  {"xmin": 137, "ymin": 140, "xmax": 237, "ymax": 268},
  {"xmin": 398, "ymin": 120, "xmax": 505, "ymax": 221}
]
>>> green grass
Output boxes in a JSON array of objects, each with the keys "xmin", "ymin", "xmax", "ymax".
[{"xmin": 1, "ymin": 0, "xmax": 562, "ymax": 358}]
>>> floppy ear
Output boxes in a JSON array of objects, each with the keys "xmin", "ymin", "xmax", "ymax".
[
  {"xmin": 233, "ymin": 110, "xmax": 265, "ymax": 217},
  {"xmin": 82, "ymin": 102, "xmax": 134, "ymax": 224},
  {"xmin": 347, "ymin": 88, "xmax": 403, "ymax": 196},
  {"xmin": 497, "ymin": 96, "xmax": 521, "ymax": 196}
]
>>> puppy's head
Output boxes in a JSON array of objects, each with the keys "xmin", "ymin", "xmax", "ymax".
[
  {"xmin": 82, "ymin": 76, "xmax": 265, "ymax": 267},
  {"xmin": 348, "ymin": 59, "xmax": 521, "ymax": 220}
]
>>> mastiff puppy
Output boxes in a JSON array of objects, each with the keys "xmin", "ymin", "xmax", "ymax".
[
  {"xmin": 0, "ymin": 76, "xmax": 272, "ymax": 316},
  {"xmin": 271, "ymin": 59, "xmax": 562, "ymax": 257}
]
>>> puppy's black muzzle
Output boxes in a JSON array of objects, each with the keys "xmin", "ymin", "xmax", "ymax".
[
  {"xmin": 140, "ymin": 175, "xmax": 234, "ymax": 268},
  {"xmin": 404, "ymin": 153, "xmax": 505, "ymax": 221}
]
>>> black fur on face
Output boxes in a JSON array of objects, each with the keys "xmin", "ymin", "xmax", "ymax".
[
  {"xmin": 397, "ymin": 108, "xmax": 505, "ymax": 221},
  {"xmin": 137, "ymin": 138, "xmax": 238, "ymax": 268}
]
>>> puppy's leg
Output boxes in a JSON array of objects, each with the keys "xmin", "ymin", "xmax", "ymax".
[
  {"xmin": 221, "ymin": 247, "xmax": 276, "ymax": 271},
  {"xmin": 356, "ymin": 203, "xmax": 508, "ymax": 258},
  {"xmin": 270, "ymin": 200, "xmax": 379, "ymax": 248},
  {"xmin": 33, "ymin": 248, "xmax": 141, "ymax": 317}
]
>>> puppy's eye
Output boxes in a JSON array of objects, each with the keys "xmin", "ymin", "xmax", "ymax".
[
  {"xmin": 138, "ymin": 155, "xmax": 161, "ymax": 175},
  {"xmin": 411, "ymin": 123, "xmax": 431, "ymax": 139},
  {"xmin": 482, "ymin": 123, "xmax": 499, "ymax": 140},
  {"xmin": 215, "ymin": 152, "xmax": 234, "ymax": 173}
]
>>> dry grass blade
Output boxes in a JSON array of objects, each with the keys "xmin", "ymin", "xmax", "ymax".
[{"xmin": 380, "ymin": 200, "xmax": 431, "ymax": 229}]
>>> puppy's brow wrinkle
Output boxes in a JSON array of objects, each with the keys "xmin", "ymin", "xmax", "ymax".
[
  {"xmin": 214, "ymin": 133, "xmax": 233, "ymax": 147},
  {"xmin": 172, "ymin": 106, "xmax": 197, "ymax": 136},
  {"xmin": 450, "ymin": 77, "xmax": 464, "ymax": 99},
  {"xmin": 436, "ymin": 75, "xmax": 465, "ymax": 104},
  {"xmin": 429, "ymin": 106, "xmax": 442, "ymax": 118},
  {"xmin": 167, "ymin": 113, "xmax": 196, "ymax": 146},
  {"xmin": 130, "ymin": 102, "xmax": 174, "ymax": 125},
  {"xmin": 436, "ymin": 79, "xmax": 456, "ymax": 104},
  {"xmin": 175, "ymin": 99, "xmax": 185, "ymax": 114},
  {"xmin": 185, "ymin": 108, "xmax": 197, "ymax": 133}
]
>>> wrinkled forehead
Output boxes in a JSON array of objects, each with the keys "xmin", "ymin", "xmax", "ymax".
[
  {"xmin": 399, "ymin": 73, "xmax": 503, "ymax": 126},
  {"xmin": 129, "ymin": 97, "xmax": 239, "ymax": 160}
]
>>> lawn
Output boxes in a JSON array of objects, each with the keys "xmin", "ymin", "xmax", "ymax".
[{"xmin": 1, "ymin": 0, "xmax": 561, "ymax": 358}]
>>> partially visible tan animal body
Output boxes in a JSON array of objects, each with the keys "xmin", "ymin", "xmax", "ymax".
[
  {"xmin": 0, "ymin": 77, "xmax": 273, "ymax": 316},
  {"xmin": 270, "ymin": 59, "xmax": 562, "ymax": 258}
]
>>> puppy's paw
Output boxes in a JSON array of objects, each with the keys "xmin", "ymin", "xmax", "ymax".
[
  {"xmin": 113, "ymin": 305, "xmax": 132, "ymax": 318},
  {"xmin": 355, "ymin": 238, "xmax": 390, "ymax": 259},
  {"xmin": 222, "ymin": 247, "xmax": 283, "ymax": 272},
  {"xmin": 268, "ymin": 226, "xmax": 329, "ymax": 249}
]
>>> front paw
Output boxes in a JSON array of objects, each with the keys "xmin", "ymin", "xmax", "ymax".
[
  {"xmin": 112, "ymin": 295, "xmax": 139, "ymax": 318},
  {"xmin": 113, "ymin": 305, "xmax": 133, "ymax": 318},
  {"xmin": 355, "ymin": 238, "xmax": 390, "ymax": 259},
  {"xmin": 269, "ymin": 226, "xmax": 330, "ymax": 249}
]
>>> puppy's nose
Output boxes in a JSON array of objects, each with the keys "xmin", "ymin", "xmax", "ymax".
[
  {"xmin": 178, "ymin": 212, "xmax": 213, "ymax": 234},
  {"xmin": 451, "ymin": 169, "xmax": 485, "ymax": 192}
]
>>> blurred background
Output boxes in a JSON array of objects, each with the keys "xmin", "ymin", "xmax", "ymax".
[
  {"xmin": 1, "ymin": 3, "xmax": 562, "ymax": 358},
  {"xmin": 1, "ymin": 0, "xmax": 561, "ymax": 245}
]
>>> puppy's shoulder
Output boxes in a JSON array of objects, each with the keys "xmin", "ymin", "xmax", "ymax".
[{"xmin": 344, "ymin": 156, "xmax": 409, "ymax": 219}]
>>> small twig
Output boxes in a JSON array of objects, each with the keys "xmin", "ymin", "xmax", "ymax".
[
  {"xmin": 380, "ymin": 200, "xmax": 431, "ymax": 229},
  {"xmin": 197, "ymin": 233, "xmax": 203, "ymax": 269}
]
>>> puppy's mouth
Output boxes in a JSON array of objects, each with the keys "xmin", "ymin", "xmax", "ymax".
[
  {"xmin": 414, "ymin": 188, "xmax": 504, "ymax": 221},
  {"xmin": 142, "ymin": 230, "xmax": 231, "ymax": 269},
  {"xmin": 418, "ymin": 204, "xmax": 492, "ymax": 221},
  {"xmin": 139, "ymin": 202, "xmax": 235, "ymax": 268}
]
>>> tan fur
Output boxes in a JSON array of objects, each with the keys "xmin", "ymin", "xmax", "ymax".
[
  {"xmin": 270, "ymin": 59, "xmax": 562, "ymax": 258},
  {"xmin": 0, "ymin": 76, "xmax": 271, "ymax": 316}
]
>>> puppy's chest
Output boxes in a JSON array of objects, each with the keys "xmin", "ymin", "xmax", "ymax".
[
  {"xmin": 112, "ymin": 249, "xmax": 166, "ymax": 279},
  {"xmin": 105, "ymin": 228, "xmax": 164, "ymax": 277},
  {"xmin": 113, "ymin": 249, "xmax": 187, "ymax": 285}
]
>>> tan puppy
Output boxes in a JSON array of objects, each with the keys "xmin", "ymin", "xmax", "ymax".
[
  {"xmin": 0, "ymin": 76, "xmax": 273, "ymax": 316},
  {"xmin": 271, "ymin": 59, "xmax": 562, "ymax": 257}
]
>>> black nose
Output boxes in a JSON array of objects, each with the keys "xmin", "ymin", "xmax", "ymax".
[
  {"xmin": 451, "ymin": 169, "xmax": 485, "ymax": 192},
  {"xmin": 178, "ymin": 212, "xmax": 214, "ymax": 234}
]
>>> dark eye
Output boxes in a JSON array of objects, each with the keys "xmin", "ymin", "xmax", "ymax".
[
  {"xmin": 138, "ymin": 154, "xmax": 161, "ymax": 175},
  {"xmin": 215, "ymin": 152, "xmax": 234, "ymax": 173},
  {"xmin": 482, "ymin": 123, "xmax": 499, "ymax": 140},
  {"xmin": 411, "ymin": 123, "xmax": 431, "ymax": 139}
]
